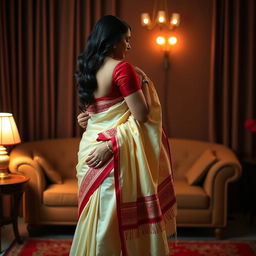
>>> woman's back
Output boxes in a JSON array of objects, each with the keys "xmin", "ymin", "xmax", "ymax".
[
  {"xmin": 93, "ymin": 58, "xmax": 149, "ymax": 123},
  {"xmin": 94, "ymin": 58, "xmax": 121, "ymax": 99}
]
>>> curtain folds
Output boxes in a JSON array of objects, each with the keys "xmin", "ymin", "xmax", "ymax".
[
  {"xmin": 0, "ymin": 0, "xmax": 117, "ymax": 141},
  {"xmin": 209, "ymin": 0, "xmax": 256, "ymax": 157}
]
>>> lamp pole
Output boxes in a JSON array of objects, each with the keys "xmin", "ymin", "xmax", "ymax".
[
  {"xmin": 163, "ymin": 51, "xmax": 170, "ymax": 70},
  {"xmin": 163, "ymin": 51, "xmax": 170, "ymax": 135}
]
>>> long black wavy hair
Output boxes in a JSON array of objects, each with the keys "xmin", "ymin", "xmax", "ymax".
[{"xmin": 76, "ymin": 15, "xmax": 131, "ymax": 108}]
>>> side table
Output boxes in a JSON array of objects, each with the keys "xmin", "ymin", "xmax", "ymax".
[{"xmin": 0, "ymin": 173, "xmax": 29, "ymax": 252}]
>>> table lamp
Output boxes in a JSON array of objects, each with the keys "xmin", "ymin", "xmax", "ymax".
[{"xmin": 0, "ymin": 113, "xmax": 21, "ymax": 178}]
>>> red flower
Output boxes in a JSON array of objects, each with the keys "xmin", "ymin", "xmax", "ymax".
[{"xmin": 245, "ymin": 119, "xmax": 256, "ymax": 133}]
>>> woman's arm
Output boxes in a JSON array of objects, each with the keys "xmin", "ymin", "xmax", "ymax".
[
  {"xmin": 124, "ymin": 91, "xmax": 149, "ymax": 123},
  {"xmin": 134, "ymin": 66, "xmax": 151, "ymax": 109},
  {"xmin": 123, "ymin": 66, "xmax": 151, "ymax": 122},
  {"xmin": 141, "ymin": 79, "xmax": 151, "ymax": 109}
]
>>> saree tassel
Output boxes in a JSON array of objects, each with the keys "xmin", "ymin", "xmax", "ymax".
[
  {"xmin": 163, "ymin": 202, "xmax": 178, "ymax": 224},
  {"xmin": 163, "ymin": 202, "xmax": 178, "ymax": 240},
  {"xmin": 124, "ymin": 221, "xmax": 166, "ymax": 240}
]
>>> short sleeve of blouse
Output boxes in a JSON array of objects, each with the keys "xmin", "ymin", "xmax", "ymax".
[{"xmin": 113, "ymin": 61, "xmax": 141, "ymax": 97}]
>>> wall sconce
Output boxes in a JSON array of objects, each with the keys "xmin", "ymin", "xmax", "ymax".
[
  {"xmin": 141, "ymin": 0, "xmax": 180, "ymax": 135},
  {"xmin": 141, "ymin": 0, "xmax": 180, "ymax": 70},
  {"xmin": 141, "ymin": 0, "xmax": 180, "ymax": 30}
]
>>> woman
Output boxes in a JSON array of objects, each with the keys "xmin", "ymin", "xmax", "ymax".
[{"xmin": 70, "ymin": 15, "xmax": 177, "ymax": 256}]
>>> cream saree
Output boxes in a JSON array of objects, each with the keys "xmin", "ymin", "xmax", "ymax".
[{"xmin": 70, "ymin": 79, "xmax": 177, "ymax": 256}]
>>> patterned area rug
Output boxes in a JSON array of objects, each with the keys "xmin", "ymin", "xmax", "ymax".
[
  {"xmin": 4, "ymin": 239, "xmax": 72, "ymax": 256},
  {"xmin": 169, "ymin": 241, "xmax": 256, "ymax": 256},
  {"xmin": 4, "ymin": 239, "xmax": 256, "ymax": 256}
]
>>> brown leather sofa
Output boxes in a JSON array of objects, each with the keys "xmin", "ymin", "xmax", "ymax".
[
  {"xmin": 169, "ymin": 139, "xmax": 241, "ymax": 239},
  {"xmin": 9, "ymin": 138, "xmax": 241, "ymax": 238}
]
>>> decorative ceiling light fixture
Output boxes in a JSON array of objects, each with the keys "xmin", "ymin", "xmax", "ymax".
[{"xmin": 141, "ymin": 0, "xmax": 180, "ymax": 30}]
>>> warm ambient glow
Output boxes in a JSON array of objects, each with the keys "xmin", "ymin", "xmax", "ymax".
[
  {"xmin": 156, "ymin": 36, "xmax": 166, "ymax": 45},
  {"xmin": 0, "ymin": 113, "xmax": 21, "ymax": 178},
  {"xmin": 168, "ymin": 36, "xmax": 178, "ymax": 45}
]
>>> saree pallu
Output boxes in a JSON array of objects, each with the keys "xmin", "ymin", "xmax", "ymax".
[{"xmin": 70, "ymin": 80, "xmax": 177, "ymax": 256}]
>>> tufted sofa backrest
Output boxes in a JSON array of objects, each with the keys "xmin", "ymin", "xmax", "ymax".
[
  {"xmin": 10, "ymin": 138, "xmax": 80, "ymax": 179},
  {"xmin": 168, "ymin": 138, "xmax": 240, "ymax": 181}
]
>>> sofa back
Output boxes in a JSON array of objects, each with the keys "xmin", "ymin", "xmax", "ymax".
[
  {"xmin": 11, "ymin": 138, "xmax": 80, "ymax": 179},
  {"xmin": 168, "ymin": 138, "xmax": 240, "ymax": 180},
  {"xmin": 11, "ymin": 137, "xmax": 240, "ymax": 183}
]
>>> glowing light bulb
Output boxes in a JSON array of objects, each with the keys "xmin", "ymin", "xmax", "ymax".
[
  {"xmin": 171, "ymin": 19, "xmax": 178, "ymax": 25},
  {"xmin": 143, "ymin": 18, "xmax": 149, "ymax": 24},
  {"xmin": 156, "ymin": 36, "xmax": 166, "ymax": 45},
  {"xmin": 159, "ymin": 16, "xmax": 165, "ymax": 23},
  {"xmin": 168, "ymin": 36, "xmax": 178, "ymax": 45},
  {"xmin": 157, "ymin": 11, "xmax": 166, "ymax": 24},
  {"xmin": 141, "ymin": 13, "xmax": 151, "ymax": 27},
  {"xmin": 170, "ymin": 13, "xmax": 180, "ymax": 26}
]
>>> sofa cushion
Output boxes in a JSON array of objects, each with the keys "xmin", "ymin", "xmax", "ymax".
[
  {"xmin": 34, "ymin": 152, "xmax": 62, "ymax": 184},
  {"xmin": 174, "ymin": 179, "xmax": 209, "ymax": 209},
  {"xmin": 43, "ymin": 179, "xmax": 78, "ymax": 206},
  {"xmin": 185, "ymin": 149, "xmax": 217, "ymax": 185}
]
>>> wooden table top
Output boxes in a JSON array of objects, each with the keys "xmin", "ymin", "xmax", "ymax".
[{"xmin": 0, "ymin": 173, "xmax": 29, "ymax": 186}]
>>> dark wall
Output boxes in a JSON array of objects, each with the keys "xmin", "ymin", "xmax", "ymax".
[{"xmin": 119, "ymin": 0, "xmax": 213, "ymax": 141}]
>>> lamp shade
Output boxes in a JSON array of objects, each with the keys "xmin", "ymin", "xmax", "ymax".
[{"xmin": 0, "ymin": 113, "xmax": 21, "ymax": 145}]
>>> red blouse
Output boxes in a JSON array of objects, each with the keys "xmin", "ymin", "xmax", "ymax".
[{"xmin": 94, "ymin": 61, "xmax": 141, "ymax": 102}]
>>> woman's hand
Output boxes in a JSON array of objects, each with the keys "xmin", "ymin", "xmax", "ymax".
[
  {"xmin": 77, "ymin": 111, "xmax": 90, "ymax": 129},
  {"xmin": 85, "ymin": 141, "xmax": 113, "ymax": 168}
]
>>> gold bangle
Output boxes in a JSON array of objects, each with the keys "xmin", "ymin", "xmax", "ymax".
[{"xmin": 105, "ymin": 141, "xmax": 113, "ymax": 153}]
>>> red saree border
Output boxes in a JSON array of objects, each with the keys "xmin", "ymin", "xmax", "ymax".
[
  {"xmin": 120, "ymin": 176, "xmax": 176, "ymax": 230},
  {"xmin": 120, "ymin": 194, "xmax": 162, "ymax": 229},
  {"xmin": 112, "ymin": 135, "xmax": 128, "ymax": 256},
  {"xmin": 77, "ymin": 127, "xmax": 118, "ymax": 218},
  {"xmin": 162, "ymin": 128, "xmax": 174, "ymax": 178},
  {"xmin": 162, "ymin": 128, "xmax": 171, "ymax": 161},
  {"xmin": 78, "ymin": 157, "xmax": 114, "ymax": 218},
  {"xmin": 97, "ymin": 128, "xmax": 117, "ymax": 141},
  {"xmin": 158, "ymin": 176, "xmax": 176, "ymax": 213},
  {"xmin": 87, "ymin": 97, "xmax": 124, "ymax": 114},
  {"xmin": 96, "ymin": 128, "xmax": 128, "ymax": 255}
]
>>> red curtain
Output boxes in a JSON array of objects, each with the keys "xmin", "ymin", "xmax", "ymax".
[
  {"xmin": 0, "ymin": 0, "xmax": 117, "ymax": 141},
  {"xmin": 209, "ymin": 0, "xmax": 256, "ymax": 158}
]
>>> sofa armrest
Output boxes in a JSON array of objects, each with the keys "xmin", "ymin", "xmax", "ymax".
[
  {"xmin": 9, "ymin": 150, "xmax": 47, "ymax": 224},
  {"xmin": 204, "ymin": 158, "xmax": 242, "ymax": 197},
  {"xmin": 9, "ymin": 155, "xmax": 46, "ymax": 194},
  {"xmin": 203, "ymin": 151, "xmax": 242, "ymax": 226}
]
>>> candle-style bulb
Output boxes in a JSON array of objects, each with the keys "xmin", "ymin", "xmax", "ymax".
[{"xmin": 141, "ymin": 13, "xmax": 151, "ymax": 27}]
